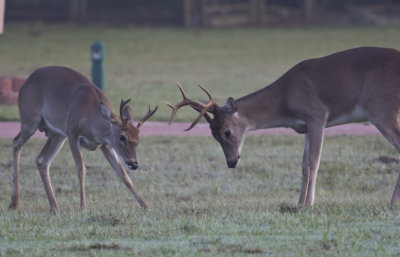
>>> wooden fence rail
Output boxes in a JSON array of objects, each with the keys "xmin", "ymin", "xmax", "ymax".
[{"xmin": 184, "ymin": 0, "xmax": 313, "ymax": 27}]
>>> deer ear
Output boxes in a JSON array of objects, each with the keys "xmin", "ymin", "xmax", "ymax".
[
  {"xmin": 100, "ymin": 102, "xmax": 112, "ymax": 120},
  {"xmin": 226, "ymin": 97, "xmax": 238, "ymax": 113},
  {"xmin": 122, "ymin": 105, "xmax": 134, "ymax": 122}
]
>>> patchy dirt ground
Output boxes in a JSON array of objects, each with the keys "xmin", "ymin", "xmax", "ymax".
[{"xmin": 0, "ymin": 122, "xmax": 380, "ymax": 139}]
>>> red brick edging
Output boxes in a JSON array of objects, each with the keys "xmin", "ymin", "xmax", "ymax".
[{"xmin": 0, "ymin": 77, "xmax": 26, "ymax": 105}]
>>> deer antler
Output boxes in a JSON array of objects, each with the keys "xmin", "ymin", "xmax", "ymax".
[
  {"xmin": 165, "ymin": 82, "xmax": 216, "ymax": 131},
  {"xmin": 120, "ymin": 98, "xmax": 132, "ymax": 127},
  {"xmin": 137, "ymin": 105, "xmax": 158, "ymax": 128},
  {"xmin": 185, "ymin": 85, "xmax": 216, "ymax": 131}
]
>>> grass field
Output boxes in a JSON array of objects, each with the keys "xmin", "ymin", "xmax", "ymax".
[
  {"xmin": 0, "ymin": 135, "xmax": 399, "ymax": 256},
  {"xmin": 1, "ymin": 23, "xmax": 400, "ymax": 121}
]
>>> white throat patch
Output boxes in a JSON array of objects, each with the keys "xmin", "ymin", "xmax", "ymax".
[{"xmin": 238, "ymin": 126, "xmax": 252, "ymax": 155}]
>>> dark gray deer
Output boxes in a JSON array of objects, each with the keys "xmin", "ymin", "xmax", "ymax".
[
  {"xmin": 10, "ymin": 66, "xmax": 157, "ymax": 211},
  {"xmin": 167, "ymin": 47, "xmax": 400, "ymax": 207}
]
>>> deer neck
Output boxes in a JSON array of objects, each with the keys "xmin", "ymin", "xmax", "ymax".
[{"xmin": 236, "ymin": 82, "xmax": 286, "ymax": 131}]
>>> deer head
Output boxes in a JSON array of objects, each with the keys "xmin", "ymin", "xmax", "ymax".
[
  {"xmin": 166, "ymin": 83, "xmax": 249, "ymax": 168},
  {"xmin": 105, "ymin": 99, "xmax": 157, "ymax": 170}
]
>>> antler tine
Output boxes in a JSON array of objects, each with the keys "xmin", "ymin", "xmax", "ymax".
[
  {"xmin": 197, "ymin": 84, "xmax": 215, "ymax": 102},
  {"xmin": 184, "ymin": 99, "xmax": 215, "ymax": 131},
  {"xmin": 165, "ymin": 101, "xmax": 178, "ymax": 125},
  {"xmin": 176, "ymin": 81, "xmax": 188, "ymax": 99},
  {"xmin": 137, "ymin": 105, "xmax": 158, "ymax": 128},
  {"xmin": 165, "ymin": 82, "xmax": 191, "ymax": 125},
  {"xmin": 120, "ymin": 98, "xmax": 132, "ymax": 127},
  {"xmin": 165, "ymin": 82, "xmax": 204, "ymax": 125},
  {"xmin": 181, "ymin": 85, "xmax": 217, "ymax": 131},
  {"xmin": 166, "ymin": 83, "xmax": 217, "ymax": 130}
]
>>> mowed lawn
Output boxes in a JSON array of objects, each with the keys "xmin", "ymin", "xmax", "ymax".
[
  {"xmin": 0, "ymin": 24, "xmax": 400, "ymax": 121},
  {"xmin": 0, "ymin": 135, "xmax": 399, "ymax": 256},
  {"xmin": 1, "ymin": 24, "xmax": 400, "ymax": 256}
]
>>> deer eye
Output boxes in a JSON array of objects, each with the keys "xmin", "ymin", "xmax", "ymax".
[
  {"xmin": 119, "ymin": 135, "xmax": 126, "ymax": 142},
  {"xmin": 224, "ymin": 130, "xmax": 231, "ymax": 137}
]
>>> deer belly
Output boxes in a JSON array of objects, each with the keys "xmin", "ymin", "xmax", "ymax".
[{"xmin": 327, "ymin": 105, "xmax": 368, "ymax": 127}]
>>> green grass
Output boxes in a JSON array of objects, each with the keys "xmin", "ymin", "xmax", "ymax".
[
  {"xmin": 1, "ymin": 23, "xmax": 400, "ymax": 121},
  {"xmin": 0, "ymin": 135, "xmax": 399, "ymax": 256}
]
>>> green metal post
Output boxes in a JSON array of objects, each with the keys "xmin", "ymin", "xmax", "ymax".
[{"xmin": 91, "ymin": 40, "xmax": 106, "ymax": 91}]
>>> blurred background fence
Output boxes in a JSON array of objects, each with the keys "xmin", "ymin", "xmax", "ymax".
[{"xmin": 5, "ymin": 0, "xmax": 400, "ymax": 26}]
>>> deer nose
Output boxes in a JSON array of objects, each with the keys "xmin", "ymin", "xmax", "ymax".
[
  {"xmin": 226, "ymin": 154, "xmax": 240, "ymax": 168},
  {"xmin": 126, "ymin": 160, "xmax": 138, "ymax": 170},
  {"xmin": 227, "ymin": 158, "xmax": 238, "ymax": 168},
  {"xmin": 227, "ymin": 162, "xmax": 236, "ymax": 168}
]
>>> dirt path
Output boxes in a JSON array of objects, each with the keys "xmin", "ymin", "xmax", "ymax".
[{"xmin": 0, "ymin": 122, "xmax": 380, "ymax": 139}]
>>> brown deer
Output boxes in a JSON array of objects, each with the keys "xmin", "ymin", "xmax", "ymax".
[
  {"xmin": 9, "ymin": 66, "xmax": 157, "ymax": 211},
  {"xmin": 167, "ymin": 47, "xmax": 400, "ymax": 207}
]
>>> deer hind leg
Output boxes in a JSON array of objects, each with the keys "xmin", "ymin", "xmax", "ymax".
[
  {"xmin": 100, "ymin": 144, "xmax": 148, "ymax": 209},
  {"xmin": 9, "ymin": 121, "xmax": 41, "ymax": 209},
  {"xmin": 298, "ymin": 134, "xmax": 310, "ymax": 206},
  {"xmin": 36, "ymin": 133, "xmax": 66, "ymax": 212},
  {"xmin": 370, "ymin": 117, "xmax": 400, "ymax": 207}
]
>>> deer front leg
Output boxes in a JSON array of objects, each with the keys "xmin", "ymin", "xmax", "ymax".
[
  {"xmin": 100, "ymin": 144, "xmax": 148, "ymax": 209},
  {"xmin": 298, "ymin": 134, "xmax": 310, "ymax": 206},
  {"xmin": 369, "ymin": 118, "xmax": 400, "ymax": 207},
  {"xmin": 304, "ymin": 121, "xmax": 325, "ymax": 206},
  {"xmin": 68, "ymin": 136, "xmax": 87, "ymax": 209}
]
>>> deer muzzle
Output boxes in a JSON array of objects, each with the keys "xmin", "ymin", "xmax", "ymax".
[
  {"xmin": 226, "ymin": 155, "xmax": 240, "ymax": 168},
  {"xmin": 126, "ymin": 160, "xmax": 138, "ymax": 170}
]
